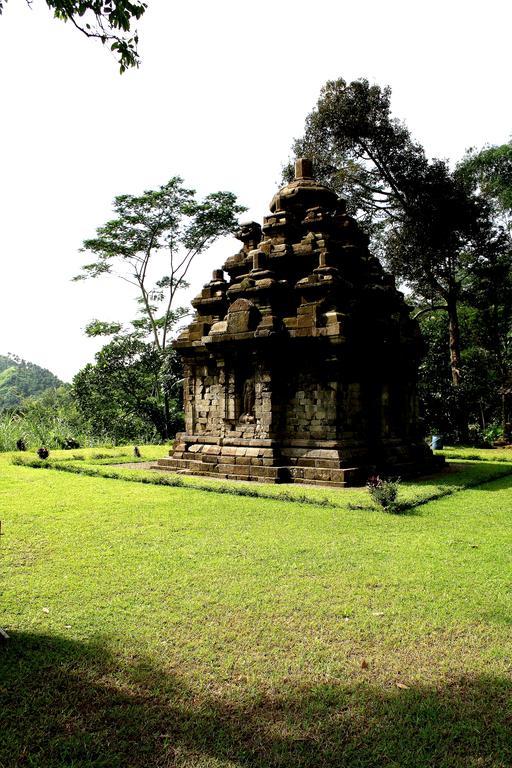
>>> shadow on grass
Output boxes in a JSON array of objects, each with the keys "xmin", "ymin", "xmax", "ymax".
[
  {"xmin": 462, "ymin": 469, "xmax": 512, "ymax": 492},
  {"xmin": 411, "ymin": 460, "xmax": 512, "ymax": 486},
  {"xmin": 399, "ymin": 461, "xmax": 512, "ymax": 502},
  {"xmin": 1, "ymin": 632, "xmax": 511, "ymax": 767}
]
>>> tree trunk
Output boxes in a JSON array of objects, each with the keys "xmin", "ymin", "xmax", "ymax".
[
  {"xmin": 447, "ymin": 294, "xmax": 468, "ymax": 442},
  {"xmin": 480, "ymin": 401, "xmax": 486, "ymax": 431},
  {"xmin": 447, "ymin": 297, "xmax": 462, "ymax": 387},
  {"xmin": 493, "ymin": 334, "xmax": 509, "ymax": 439},
  {"xmin": 163, "ymin": 392, "xmax": 170, "ymax": 440}
]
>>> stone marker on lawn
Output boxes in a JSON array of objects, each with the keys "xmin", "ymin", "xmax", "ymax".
[{"xmin": 157, "ymin": 159, "xmax": 442, "ymax": 486}]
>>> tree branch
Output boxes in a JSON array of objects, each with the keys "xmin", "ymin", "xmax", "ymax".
[{"xmin": 412, "ymin": 304, "xmax": 448, "ymax": 320}]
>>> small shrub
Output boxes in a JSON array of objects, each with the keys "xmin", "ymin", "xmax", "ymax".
[
  {"xmin": 37, "ymin": 446, "xmax": 50, "ymax": 460},
  {"xmin": 367, "ymin": 475, "xmax": 400, "ymax": 512},
  {"xmin": 483, "ymin": 423, "xmax": 504, "ymax": 445},
  {"xmin": 61, "ymin": 438, "xmax": 80, "ymax": 450}
]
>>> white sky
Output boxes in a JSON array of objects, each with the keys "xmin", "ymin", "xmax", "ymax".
[{"xmin": 1, "ymin": 0, "xmax": 511, "ymax": 381}]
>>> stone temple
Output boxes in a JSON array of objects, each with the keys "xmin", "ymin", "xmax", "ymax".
[{"xmin": 157, "ymin": 159, "xmax": 439, "ymax": 486}]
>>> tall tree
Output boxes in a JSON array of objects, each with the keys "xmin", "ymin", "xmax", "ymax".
[
  {"xmin": 290, "ymin": 77, "xmax": 485, "ymax": 392},
  {"xmin": 457, "ymin": 142, "xmax": 512, "ymax": 432},
  {"xmin": 289, "ymin": 78, "xmax": 428, "ymax": 247},
  {"xmin": 76, "ymin": 178, "xmax": 245, "ymax": 352},
  {"xmin": 0, "ymin": 0, "xmax": 147, "ymax": 71},
  {"xmin": 385, "ymin": 162, "xmax": 485, "ymax": 388},
  {"xmin": 74, "ymin": 176, "xmax": 245, "ymax": 437}
]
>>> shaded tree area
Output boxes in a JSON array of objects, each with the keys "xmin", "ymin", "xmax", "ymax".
[
  {"xmin": 2, "ymin": 631, "xmax": 512, "ymax": 768},
  {"xmin": 290, "ymin": 78, "xmax": 512, "ymax": 442},
  {"xmin": 418, "ymin": 305, "xmax": 507, "ymax": 443}
]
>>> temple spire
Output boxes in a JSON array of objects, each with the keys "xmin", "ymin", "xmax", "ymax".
[{"xmin": 294, "ymin": 157, "xmax": 314, "ymax": 180}]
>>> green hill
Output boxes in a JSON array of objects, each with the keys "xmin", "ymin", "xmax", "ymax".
[{"xmin": 0, "ymin": 354, "xmax": 63, "ymax": 410}]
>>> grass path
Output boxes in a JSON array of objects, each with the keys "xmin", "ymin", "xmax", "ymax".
[{"xmin": 1, "ymin": 449, "xmax": 512, "ymax": 766}]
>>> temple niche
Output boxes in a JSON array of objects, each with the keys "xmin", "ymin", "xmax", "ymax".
[{"xmin": 157, "ymin": 159, "xmax": 441, "ymax": 486}]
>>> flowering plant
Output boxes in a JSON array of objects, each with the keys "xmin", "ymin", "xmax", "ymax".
[{"xmin": 366, "ymin": 474, "xmax": 400, "ymax": 511}]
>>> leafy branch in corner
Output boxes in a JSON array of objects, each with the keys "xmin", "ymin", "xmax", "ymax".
[{"xmin": 0, "ymin": 0, "xmax": 148, "ymax": 72}]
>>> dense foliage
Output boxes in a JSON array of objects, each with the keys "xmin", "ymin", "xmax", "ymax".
[
  {"xmin": 419, "ymin": 308, "xmax": 498, "ymax": 441},
  {"xmin": 459, "ymin": 141, "xmax": 512, "ymax": 221},
  {"xmin": 0, "ymin": 354, "xmax": 62, "ymax": 410},
  {"xmin": 73, "ymin": 336, "xmax": 183, "ymax": 444},
  {"xmin": 0, "ymin": 384, "xmax": 91, "ymax": 452}
]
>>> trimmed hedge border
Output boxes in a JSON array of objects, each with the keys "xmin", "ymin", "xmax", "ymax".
[
  {"xmin": 11, "ymin": 455, "xmax": 512, "ymax": 514},
  {"xmin": 10, "ymin": 456, "xmax": 335, "ymax": 508}
]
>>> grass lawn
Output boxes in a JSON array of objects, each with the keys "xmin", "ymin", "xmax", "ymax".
[
  {"xmin": 1, "ymin": 447, "xmax": 512, "ymax": 767},
  {"xmin": 440, "ymin": 445, "xmax": 512, "ymax": 462}
]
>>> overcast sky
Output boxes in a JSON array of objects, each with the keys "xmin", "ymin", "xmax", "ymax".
[{"xmin": 1, "ymin": 0, "xmax": 511, "ymax": 381}]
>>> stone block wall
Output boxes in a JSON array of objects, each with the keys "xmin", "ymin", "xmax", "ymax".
[{"xmin": 283, "ymin": 373, "xmax": 338, "ymax": 441}]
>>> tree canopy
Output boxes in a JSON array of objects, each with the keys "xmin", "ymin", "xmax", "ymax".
[
  {"xmin": 75, "ymin": 177, "xmax": 245, "ymax": 353},
  {"xmin": 290, "ymin": 80, "xmax": 501, "ymax": 376},
  {"xmin": 458, "ymin": 141, "xmax": 512, "ymax": 224},
  {"xmin": 73, "ymin": 334, "xmax": 176, "ymax": 442}
]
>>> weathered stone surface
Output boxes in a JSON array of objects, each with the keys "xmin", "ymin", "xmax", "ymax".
[{"xmin": 158, "ymin": 160, "xmax": 442, "ymax": 485}]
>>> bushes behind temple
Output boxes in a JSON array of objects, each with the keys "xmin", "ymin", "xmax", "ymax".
[{"xmin": 0, "ymin": 384, "xmax": 172, "ymax": 452}]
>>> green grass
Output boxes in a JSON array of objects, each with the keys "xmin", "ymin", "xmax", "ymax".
[
  {"xmin": 1, "ymin": 447, "xmax": 512, "ymax": 767},
  {"xmin": 11, "ymin": 443, "xmax": 512, "ymax": 511},
  {"xmin": 440, "ymin": 445, "xmax": 512, "ymax": 462}
]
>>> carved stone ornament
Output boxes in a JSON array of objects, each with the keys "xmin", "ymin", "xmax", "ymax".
[{"xmin": 241, "ymin": 378, "xmax": 255, "ymax": 421}]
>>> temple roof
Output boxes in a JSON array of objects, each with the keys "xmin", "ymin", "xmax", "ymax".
[
  {"xmin": 269, "ymin": 158, "xmax": 338, "ymax": 214},
  {"xmin": 175, "ymin": 157, "xmax": 420, "ymax": 357}
]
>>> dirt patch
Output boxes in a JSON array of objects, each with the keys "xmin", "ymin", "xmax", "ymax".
[{"xmin": 110, "ymin": 461, "xmax": 157, "ymax": 470}]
